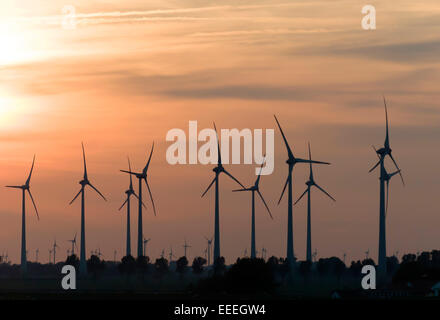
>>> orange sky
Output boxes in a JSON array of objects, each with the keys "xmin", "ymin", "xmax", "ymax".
[{"xmin": 0, "ymin": 0, "xmax": 439, "ymax": 264}]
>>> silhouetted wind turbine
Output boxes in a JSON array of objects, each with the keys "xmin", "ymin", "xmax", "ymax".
[
  {"xmin": 233, "ymin": 158, "xmax": 273, "ymax": 259},
  {"xmin": 168, "ymin": 247, "xmax": 175, "ymax": 261},
  {"xmin": 143, "ymin": 238, "xmax": 151, "ymax": 257},
  {"xmin": 201, "ymin": 123, "xmax": 245, "ymax": 261},
  {"xmin": 274, "ymin": 115, "xmax": 330, "ymax": 265},
  {"xmin": 36, "ymin": 248, "xmax": 39, "ymax": 262},
  {"xmin": 5, "ymin": 155, "xmax": 39, "ymax": 275},
  {"xmin": 120, "ymin": 143, "xmax": 156, "ymax": 258},
  {"xmin": 294, "ymin": 143, "xmax": 335, "ymax": 262},
  {"xmin": 369, "ymin": 98, "xmax": 404, "ymax": 278},
  {"xmin": 183, "ymin": 239, "xmax": 191, "ymax": 258},
  {"xmin": 69, "ymin": 142, "xmax": 107, "ymax": 275},
  {"xmin": 52, "ymin": 240, "xmax": 59, "ymax": 264},
  {"xmin": 68, "ymin": 232, "xmax": 77, "ymax": 255},
  {"xmin": 119, "ymin": 157, "xmax": 145, "ymax": 257},
  {"xmin": 48, "ymin": 249, "xmax": 52, "ymax": 264},
  {"xmin": 204, "ymin": 236, "xmax": 213, "ymax": 265}
]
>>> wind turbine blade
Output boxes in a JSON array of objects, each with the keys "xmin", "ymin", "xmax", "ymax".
[
  {"xmin": 369, "ymin": 160, "xmax": 380, "ymax": 173},
  {"xmin": 144, "ymin": 178, "xmax": 156, "ymax": 216},
  {"xmin": 88, "ymin": 183, "xmax": 107, "ymax": 201},
  {"xmin": 255, "ymin": 155, "xmax": 266, "ymax": 187},
  {"xmin": 278, "ymin": 176, "xmax": 289, "ymax": 205},
  {"xmin": 222, "ymin": 169, "xmax": 245, "ymax": 189},
  {"xmin": 132, "ymin": 191, "xmax": 147, "ymax": 209},
  {"xmin": 273, "ymin": 115, "xmax": 294, "ymax": 159},
  {"xmin": 315, "ymin": 183, "xmax": 336, "ymax": 202},
  {"xmin": 201, "ymin": 177, "xmax": 216, "ymax": 198},
  {"xmin": 69, "ymin": 188, "xmax": 82, "ymax": 205},
  {"xmin": 120, "ymin": 169, "xmax": 138, "ymax": 175},
  {"xmin": 27, "ymin": 189, "xmax": 40, "ymax": 220},
  {"xmin": 82, "ymin": 142, "xmax": 88, "ymax": 180},
  {"xmin": 5, "ymin": 185, "xmax": 22, "ymax": 189},
  {"xmin": 296, "ymin": 158, "xmax": 330, "ymax": 165},
  {"xmin": 143, "ymin": 142, "xmax": 154, "ymax": 174},
  {"xmin": 294, "ymin": 188, "xmax": 308, "ymax": 206},
  {"xmin": 127, "ymin": 157, "xmax": 133, "ymax": 189},
  {"xmin": 118, "ymin": 198, "xmax": 128, "ymax": 211},
  {"xmin": 213, "ymin": 122, "xmax": 222, "ymax": 165},
  {"xmin": 383, "ymin": 96, "xmax": 390, "ymax": 149},
  {"xmin": 74, "ymin": 232, "xmax": 77, "ymax": 242},
  {"xmin": 26, "ymin": 154, "xmax": 36, "ymax": 186},
  {"xmin": 385, "ymin": 180, "xmax": 389, "ymax": 218},
  {"xmin": 308, "ymin": 143, "xmax": 313, "ymax": 180},
  {"xmin": 257, "ymin": 190, "xmax": 273, "ymax": 219},
  {"xmin": 389, "ymin": 153, "xmax": 404, "ymax": 185},
  {"xmin": 232, "ymin": 188, "xmax": 250, "ymax": 192}
]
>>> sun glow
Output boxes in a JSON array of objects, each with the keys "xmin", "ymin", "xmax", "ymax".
[{"xmin": 0, "ymin": 21, "xmax": 33, "ymax": 66}]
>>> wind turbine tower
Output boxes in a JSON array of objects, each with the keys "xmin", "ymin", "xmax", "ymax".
[
  {"xmin": 369, "ymin": 98, "xmax": 404, "ymax": 279},
  {"xmin": 274, "ymin": 115, "xmax": 329, "ymax": 265},
  {"xmin": 294, "ymin": 143, "xmax": 335, "ymax": 262},
  {"xmin": 69, "ymin": 143, "xmax": 107, "ymax": 275},
  {"xmin": 201, "ymin": 123, "xmax": 244, "ymax": 262},
  {"xmin": 5, "ymin": 155, "xmax": 39, "ymax": 275},
  {"xmin": 120, "ymin": 143, "xmax": 157, "ymax": 258},
  {"xmin": 233, "ymin": 158, "xmax": 272, "ymax": 259}
]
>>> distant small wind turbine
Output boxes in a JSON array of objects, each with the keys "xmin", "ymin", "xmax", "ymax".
[
  {"xmin": 52, "ymin": 240, "xmax": 59, "ymax": 264},
  {"xmin": 70, "ymin": 142, "xmax": 107, "ymax": 275},
  {"xmin": 48, "ymin": 249, "xmax": 52, "ymax": 264},
  {"xmin": 121, "ymin": 143, "xmax": 157, "ymax": 258},
  {"xmin": 143, "ymin": 238, "xmax": 151, "ymax": 257},
  {"xmin": 274, "ymin": 115, "xmax": 329, "ymax": 265},
  {"xmin": 36, "ymin": 248, "xmax": 39, "ymax": 262},
  {"xmin": 365, "ymin": 249, "xmax": 370, "ymax": 260},
  {"xmin": 183, "ymin": 239, "xmax": 191, "ymax": 258},
  {"xmin": 5, "ymin": 155, "xmax": 39, "ymax": 275},
  {"xmin": 168, "ymin": 247, "xmax": 176, "ymax": 262},
  {"xmin": 201, "ymin": 123, "xmax": 245, "ymax": 262},
  {"xmin": 204, "ymin": 236, "xmax": 213, "ymax": 266},
  {"xmin": 68, "ymin": 232, "xmax": 77, "ymax": 256},
  {"xmin": 233, "ymin": 157, "xmax": 272, "ymax": 259},
  {"xmin": 294, "ymin": 143, "xmax": 335, "ymax": 262}
]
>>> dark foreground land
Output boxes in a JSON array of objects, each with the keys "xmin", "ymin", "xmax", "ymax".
[{"xmin": 0, "ymin": 251, "xmax": 439, "ymax": 300}]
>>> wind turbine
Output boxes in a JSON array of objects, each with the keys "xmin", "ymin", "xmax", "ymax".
[
  {"xmin": 119, "ymin": 157, "xmax": 145, "ymax": 257},
  {"xmin": 312, "ymin": 249, "xmax": 318, "ymax": 262},
  {"xmin": 120, "ymin": 143, "xmax": 156, "ymax": 258},
  {"xmin": 183, "ymin": 239, "xmax": 191, "ymax": 258},
  {"xmin": 69, "ymin": 142, "xmax": 107, "ymax": 275},
  {"xmin": 68, "ymin": 232, "xmax": 77, "ymax": 256},
  {"xmin": 36, "ymin": 248, "xmax": 39, "ymax": 262},
  {"xmin": 365, "ymin": 249, "xmax": 370, "ymax": 260},
  {"xmin": 5, "ymin": 155, "xmax": 39, "ymax": 275},
  {"xmin": 274, "ymin": 115, "xmax": 330, "ymax": 265},
  {"xmin": 369, "ymin": 98, "xmax": 404, "ymax": 278},
  {"xmin": 201, "ymin": 123, "xmax": 245, "ymax": 262},
  {"xmin": 233, "ymin": 158, "xmax": 273, "ymax": 259},
  {"xmin": 52, "ymin": 240, "xmax": 59, "ymax": 264},
  {"xmin": 294, "ymin": 143, "xmax": 335, "ymax": 262},
  {"xmin": 168, "ymin": 247, "xmax": 175, "ymax": 262},
  {"xmin": 48, "ymin": 249, "xmax": 52, "ymax": 264},
  {"xmin": 143, "ymin": 238, "xmax": 151, "ymax": 257},
  {"xmin": 204, "ymin": 236, "xmax": 213, "ymax": 266}
]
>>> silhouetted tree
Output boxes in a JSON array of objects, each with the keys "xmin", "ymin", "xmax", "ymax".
[
  {"xmin": 118, "ymin": 255, "xmax": 136, "ymax": 276},
  {"xmin": 224, "ymin": 258, "xmax": 275, "ymax": 294},
  {"xmin": 176, "ymin": 256, "xmax": 188, "ymax": 275},
  {"xmin": 65, "ymin": 254, "xmax": 79, "ymax": 270},
  {"xmin": 136, "ymin": 256, "xmax": 150, "ymax": 275},
  {"xmin": 154, "ymin": 257, "xmax": 169, "ymax": 277},
  {"xmin": 192, "ymin": 257, "xmax": 206, "ymax": 274},
  {"xmin": 213, "ymin": 256, "xmax": 226, "ymax": 275},
  {"xmin": 87, "ymin": 255, "xmax": 105, "ymax": 278}
]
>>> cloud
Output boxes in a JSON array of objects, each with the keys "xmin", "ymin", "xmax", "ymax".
[{"xmin": 305, "ymin": 40, "xmax": 440, "ymax": 64}]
